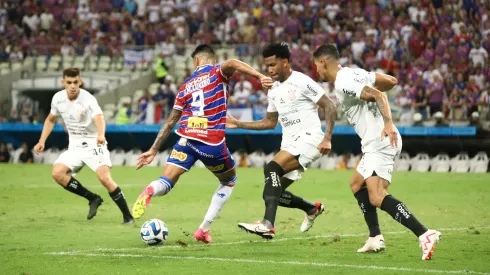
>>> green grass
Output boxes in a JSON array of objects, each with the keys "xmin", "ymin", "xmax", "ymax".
[{"xmin": 0, "ymin": 164, "xmax": 489, "ymax": 275}]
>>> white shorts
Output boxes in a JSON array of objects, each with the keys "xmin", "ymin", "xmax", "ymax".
[
  {"xmin": 357, "ymin": 137, "xmax": 403, "ymax": 183},
  {"xmin": 55, "ymin": 143, "xmax": 112, "ymax": 172},
  {"xmin": 281, "ymin": 134, "xmax": 322, "ymax": 181}
]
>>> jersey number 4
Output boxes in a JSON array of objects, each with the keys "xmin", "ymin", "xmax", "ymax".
[{"xmin": 191, "ymin": 90, "xmax": 205, "ymax": 116}]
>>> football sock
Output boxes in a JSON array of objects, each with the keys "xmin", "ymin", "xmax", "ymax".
[
  {"xmin": 354, "ymin": 188, "xmax": 381, "ymax": 237},
  {"xmin": 109, "ymin": 187, "xmax": 132, "ymax": 218},
  {"xmin": 381, "ymin": 195, "xmax": 427, "ymax": 237},
  {"xmin": 64, "ymin": 177, "xmax": 98, "ymax": 201},
  {"xmin": 278, "ymin": 190, "xmax": 316, "ymax": 214},
  {"xmin": 200, "ymin": 177, "xmax": 236, "ymax": 232},
  {"xmin": 149, "ymin": 176, "xmax": 174, "ymax": 196},
  {"xmin": 263, "ymin": 161, "xmax": 284, "ymax": 227}
]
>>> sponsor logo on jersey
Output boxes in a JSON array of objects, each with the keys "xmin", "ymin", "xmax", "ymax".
[
  {"xmin": 170, "ymin": 149, "xmax": 188, "ymax": 161},
  {"xmin": 187, "ymin": 141, "xmax": 215, "ymax": 158},
  {"xmin": 288, "ymin": 89, "xmax": 296, "ymax": 101},
  {"xmin": 184, "ymin": 128, "xmax": 209, "ymax": 135},
  {"xmin": 282, "ymin": 118, "xmax": 301, "ymax": 127},
  {"xmin": 342, "ymin": 89, "xmax": 356, "ymax": 96},
  {"xmin": 280, "ymin": 98, "xmax": 285, "ymax": 104},
  {"xmin": 207, "ymin": 164, "xmax": 224, "ymax": 172},
  {"xmin": 184, "ymin": 74, "xmax": 211, "ymax": 94},
  {"xmin": 307, "ymin": 84, "xmax": 318, "ymax": 96}
]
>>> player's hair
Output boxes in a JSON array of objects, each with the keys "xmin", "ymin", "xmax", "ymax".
[
  {"xmin": 63, "ymin": 67, "xmax": 81, "ymax": 78},
  {"xmin": 262, "ymin": 42, "xmax": 291, "ymax": 60},
  {"xmin": 191, "ymin": 44, "xmax": 216, "ymax": 59},
  {"xmin": 313, "ymin": 44, "xmax": 340, "ymax": 60}
]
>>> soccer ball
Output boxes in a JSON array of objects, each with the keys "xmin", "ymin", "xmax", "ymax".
[{"xmin": 140, "ymin": 219, "xmax": 168, "ymax": 245}]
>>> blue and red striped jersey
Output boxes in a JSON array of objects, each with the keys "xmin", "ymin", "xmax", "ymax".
[{"xmin": 173, "ymin": 64, "xmax": 231, "ymax": 145}]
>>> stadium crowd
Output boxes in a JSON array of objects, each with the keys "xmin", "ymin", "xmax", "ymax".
[{"xmin": 1, "ymin": 0, "xmax": 489, "ymax": 124}]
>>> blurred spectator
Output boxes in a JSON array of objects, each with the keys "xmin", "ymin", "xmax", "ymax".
[
  {"xmin": 449, "ymin": 88, "xmax": 465, "ymax": 120},
  {"xmin": 115, "ymin": 102, "xmax": 131, "ymax": 125},
  {"xmin": 137, "ymin": 90, "xmax": 152, "ymax": 124},
  {"xmin": 152, "ymin": 85, "xmax": 174, "ymax": 123},
  {"xmin": 9, "ymin": 45, "xmax": 23, "ymax": 62},
  {"xmin": 22, "ymin": 10, "xmax": 39, "ymax": 37},
  {"xmin": 395, "ymin": 89, "xmax": 412, "ymax": 126},
  {"xmin": 18, "ymin": 143, "xmax": 33, "ymax": 163},
  {"xmin": 0, "ymin": 142, "xmax": 10, "ymax": 163},
  {"xmin": 249, "ymin": 89, "xmax": 268, "ymax": 120},
  {"xmin": 155, "ymin": 53, "xmax": 169, "ymax": 84},
  {"xmin": 39, "ymin": 8, "xmax": 53, "ymax": 32},
  {"xmin": 412, "ymin": 89, "xmax": 428, "ymax": 119},
  {"xmin": 20, "ymin": 106, "xmax": 33, "ymax": 123},
  {"xmin": 124, "ymin": 0, "xmax": 138, "ymax": 16},
  {"xmin": 427, "ymin": 74, "xmax": 444, "ymax": 115},
  {"xmin": 469, "ymin": 41, "xmax": 488, "ymax": 68}
]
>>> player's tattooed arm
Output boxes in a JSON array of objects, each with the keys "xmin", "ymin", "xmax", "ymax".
[
  {"xmin": 360, "ymin": 86, "xmax": 393, "ymax": 124},
  {"xmin": 316, "ymin": 95, "xmax": 336, "ymax": 140},
  {"xmin": 374, "ymin": 72, "xmax": 398, "ymax": 91},
  {"xmin": 233, "ymin": 111, "xmax": 278, "ymax": 130},
  {"xmin": 150, "ymin": 109, "xmax": 182, "ymax": 152}
]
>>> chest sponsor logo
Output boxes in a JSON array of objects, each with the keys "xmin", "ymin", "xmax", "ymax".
[
  {"xmin": 288, "ymin": 89, "xmax": 296, "ymax": 101},
  {"xmin": 281, "ymin": 117, "xmax": 301, "ymax": 127},
  {"xmin": 170, "ymin": 149, "xmax": 187, "ymax": 161},
  {"xmin": 184, "ymin": 128, "xmax": 208, "ymax": 136}
]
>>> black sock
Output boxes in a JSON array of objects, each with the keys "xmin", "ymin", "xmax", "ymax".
[
  {"xmin": 64, "ymin": 177, "xmax": 98, "ymax": 201},
  {"xmin": 279, "ymin": 190, "xmax": 316, "ymax": 214},
  {"xmin": 354, "ymin": 188, "xmax": 381, "ymax": 237},
  {"xmin": 380, "ymin": 195, "xmax": 427, "ymax": 237},
  {"xmin": 263, "ymin": 161, "xmax": 284, "ymax": 227},
  {"xmin": 109, "ymin": 187, "xmax": 132, "ymax": 218}
]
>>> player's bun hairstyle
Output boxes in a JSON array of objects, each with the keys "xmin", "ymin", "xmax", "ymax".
[
  {"xmin": 262, "ymin": 42, "xmax": 291, "ymax": 60},
  {"xmin": 191, "ymin": 44, "xmax": 216, "ymax": 58},
  {"xmin": 63, "ymin": 67, "xmax": 81, "ymax": 78},
  {"xmin": 313, "ymin": 44, "xmax": 340, "ymax": 60}
]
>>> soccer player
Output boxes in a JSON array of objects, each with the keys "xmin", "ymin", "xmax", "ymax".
[
  {"xmin": 226, "ymin": 42, "xmax": 337, "ymax": 239},
  {"xmin": 34, "ymin": 68, "xmax": 134, "ymax": 224},
  {"xmin": 313, "ymin": 44, "xmax": 441, "ymax": 260},
  {"xmin": 131, "ymin": 45, "xmax": 273, "ymax": 243}
]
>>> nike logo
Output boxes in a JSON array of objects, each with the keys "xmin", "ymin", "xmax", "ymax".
[{"xmin": 254, "ymin": 226, "xmax": 271, "ymax": 233}]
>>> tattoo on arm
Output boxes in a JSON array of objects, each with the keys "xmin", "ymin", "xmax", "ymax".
[
  {"xmin": 150, "ymin": 109, "xmax": 182, "ymax": 151},
  {"xmin": 317, "ymin": 95, "xmax": 336, "ymax": 139},
  {"xmin": 360, "ymin": 86, "xmax": 392, "ymax": 124},
  {"xmin": 238, "ymin": 112, "xmax": 278, "ymax": 130}
]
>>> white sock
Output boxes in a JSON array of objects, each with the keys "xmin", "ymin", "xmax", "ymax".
[
  {"xmin": 199, "ymin": 183, "xmax": 234, "ymax": 232},
  {"xmin": 149, "ymin": 177, "xmax": 174, "ymax": 197}
]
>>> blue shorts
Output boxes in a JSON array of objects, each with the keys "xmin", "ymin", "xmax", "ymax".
[{"xmin": 167, "ymin": 137, "xmax": 235, "ymax": 174}]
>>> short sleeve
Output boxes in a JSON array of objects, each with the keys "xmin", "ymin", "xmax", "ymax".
[
  {"xmin": 88, "ymin": 95, "xmax": 103, "ymax": 117},
  {"xmin": 303, "ymin": 78, "xmax": 325, "ymax": 103},
  {"xmin": 216, "ymin": 66, "xmax": 231, "ymax": 84},
  {"xmin": 266, "ymin": 96, "xmax": 277, "ymax": 113},
  {"xmin": 173, "ymin": 89, "xmax": 185, "ymax": 111},
  {"xmin": 50, "ymin": 95, "xmax": 58, "ymax": 116},
  {"xmin": 335, "ymin": 68, "xmax": 373, "ymax": 99}
]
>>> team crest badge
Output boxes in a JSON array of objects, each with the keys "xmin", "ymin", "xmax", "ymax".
[{"xmin": 288, "ymin": 90, "xmax": 296, "ymax": 101}]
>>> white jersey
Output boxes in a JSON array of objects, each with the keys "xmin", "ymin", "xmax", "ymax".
[
  {"xmin": 334, "ymin": 67, "xmax": 399, "ymax": 152},
  {"xmin": 50, "ymin": 89, "xmax": 103, "ymax": 147},
  {"xmin": 266, "ymin": 71, "xmax": 325, "ymax": 143}
]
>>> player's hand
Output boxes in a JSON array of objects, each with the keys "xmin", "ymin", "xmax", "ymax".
[
  {"xmin": 317, "ymin": 139, "xmax": 332, "ymax": 155},
  {"xmin": 136, "ymin": 149, "xmax": 157, "ymax": 170},
  {"xmin": 96, "ymin": 135, "xmax": 106, "ymax": 145},
  {"xmin": 34, "ymin": 142, "xmax": 45, "ymax": 155},
  {"xmin": 381, "ymin": 123, "xmax": 398, "ymax": 148},
  {"xmin": 226, "ymin": 113, "xmax": 239, "ymax": 129},
  {"xmin": 259, "ymin": 75, "xmax": 273, "ymax": 90}
]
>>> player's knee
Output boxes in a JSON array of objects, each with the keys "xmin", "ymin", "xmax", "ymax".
[
  {"xmin": 368, "ymin": 192, "xmax": 383, "ymax": 208},
  {"xmin": 263, "ymin": 161, "xmax": 285, "ymax": 179},
  {"xmin": 220, "ymin": 174, "xmax": 237, "ymax": 187},
  {"xmin": 51, "ymin": 167, "xmax": 67, "ymax": 184}
]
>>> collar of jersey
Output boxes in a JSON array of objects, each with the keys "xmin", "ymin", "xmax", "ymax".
[{"xmin": 194, "ymin": 64, "xmax": 214, "ymax": 73}]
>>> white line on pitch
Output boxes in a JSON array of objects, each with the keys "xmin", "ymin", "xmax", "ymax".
[
  {"xmin": 45, "ymin": 252, "xmax": 490, "ymax": 275},
  {"xmin": 49, "ymin": 226, "xmax": 490, "ymax": 254}
]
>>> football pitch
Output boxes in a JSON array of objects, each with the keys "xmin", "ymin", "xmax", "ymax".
[{"xmin": 1, "ymin": 164, "xmax": 489, "ymax": 275}]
